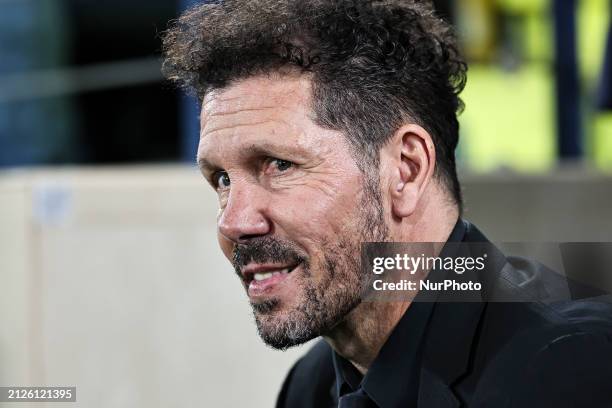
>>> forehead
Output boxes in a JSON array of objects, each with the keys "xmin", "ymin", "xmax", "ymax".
[
  {"xmin": 197, "ymin": 74, "xmax": 337, "ymax": 166},
  {"xmin": 200, "ymin": 75, "xmax": 313, "ymax": 132}
]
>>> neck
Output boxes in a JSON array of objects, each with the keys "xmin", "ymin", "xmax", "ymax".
[
  {"xmin": 323, "ymin": 301, "xmax": 411, "ymax": 374},
  {"xmin": 325, "ymin": 199, "xmax": 459, "ymax": 374}
]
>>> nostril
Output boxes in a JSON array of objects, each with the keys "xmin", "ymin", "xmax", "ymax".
[{"xmin": 238, "ymin": 233, "xmax": 267, "ymax": 244}]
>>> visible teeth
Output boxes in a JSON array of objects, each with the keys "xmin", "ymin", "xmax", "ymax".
[
  {"xmin": 253, "ymin": 268, "xmax": 291, "ymax": 282},
  {"xmin": 254, "ymin": 272, "xmax": 273, "ymax": 281}
]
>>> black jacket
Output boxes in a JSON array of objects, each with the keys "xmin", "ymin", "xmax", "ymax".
[{"xmin": 276, "ymin": 221, "xmax": 612, "ymax": 408}]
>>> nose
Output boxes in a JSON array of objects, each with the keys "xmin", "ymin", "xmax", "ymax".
[{"xmin": 218, "ymin": 183, "xmax": 271, "ymax": 244}]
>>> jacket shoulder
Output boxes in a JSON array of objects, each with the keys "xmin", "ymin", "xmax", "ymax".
[
  {"xmin": 470, "ymin": 300, "xmax": 612, "ymax": 407},
  {"xmin": 276, "ymin": 339, "xmax": 335, "ymax": 408}
]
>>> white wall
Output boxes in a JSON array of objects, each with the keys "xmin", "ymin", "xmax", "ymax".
[{"xmin": 0, "ymin": 166, "xmax": 306, "ymax": 408}]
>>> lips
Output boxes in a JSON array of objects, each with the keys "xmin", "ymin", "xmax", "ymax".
[
  {"xmin": 252, "ymin": 266, "xmax": 295, "ymax": 281},
  {"xmin": 241, "ymin": 262, "xmax": 301, "ymax": 297},
  {"xmin": 241, "ymin": 262, "xmax": 299, "ymax": 283}
]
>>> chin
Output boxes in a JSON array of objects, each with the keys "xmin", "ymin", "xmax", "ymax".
[{"xmin": 252, "ymin": 301, "xmax": 320, "ymax": 350}]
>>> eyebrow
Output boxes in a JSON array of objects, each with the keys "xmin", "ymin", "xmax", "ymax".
[
  {"xmin": 242, "ymin": 142, "xmax": 306, "ymax": 158},
  {"xmin": 197, "ymin": 156, "xmax": 216, "ymax": 174},
  {"xmin": 196, "ymin": 141, "xmax": 308, "ymax": 173}
]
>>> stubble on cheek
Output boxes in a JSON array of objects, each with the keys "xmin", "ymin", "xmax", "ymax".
[
  {"xmin": 250, "ymin": 232, "xmax": 369, "ymax": 349},
  {"xmin": 249, "ymin": 168, "xmax": 388, "ymax": 349}
]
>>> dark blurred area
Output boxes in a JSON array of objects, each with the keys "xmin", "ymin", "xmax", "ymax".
[
  {"xmin": 0, "ymin": 0, "xmax": 180, "ymax": 166},
  {"xmin": 1, "ymin": 0, "xmax": 611, "ymax": 169},
  {"xmin": 67, "ymin": 1, "xmax": 180, "ymax": 164}
]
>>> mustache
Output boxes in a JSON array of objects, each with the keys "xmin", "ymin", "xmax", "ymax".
[{"xmin": 232, "ymin": 237, "xmax": 306, "ymax": 277}]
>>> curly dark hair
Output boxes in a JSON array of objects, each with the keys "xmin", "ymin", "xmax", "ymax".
[{"xmin": 162, "ymin": 0, "xmax": 467, "ymax": 208}]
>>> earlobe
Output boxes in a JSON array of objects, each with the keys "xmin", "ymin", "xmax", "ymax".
[
  {"xmin": 392, "ymin": 178, "xmax": 418, "ymax": 218},
  {"xmin": 390, "ymin": 161, "xmax": 418, "ymax": 218}
]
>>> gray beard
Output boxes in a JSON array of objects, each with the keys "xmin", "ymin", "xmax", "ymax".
[{"xmin": 252, "ymin": 182, "xmax": 388, "ymax": 350}]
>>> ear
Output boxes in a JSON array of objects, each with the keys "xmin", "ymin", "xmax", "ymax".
[{"xmin": 386, "ymin": 124, "xmax": 436, "ymax": 219}]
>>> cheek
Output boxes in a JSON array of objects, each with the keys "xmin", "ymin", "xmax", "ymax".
[
  {"xmin": 273, "ymin": 179, "xmax": 363, "ymax": 247},
  {"xmin": 217, "ymin": 233, "xmax": 234, "ymax": 260}
]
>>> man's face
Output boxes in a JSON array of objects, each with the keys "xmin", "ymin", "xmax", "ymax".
[{"xmin": 197, "ymin": 75, "xmax": 388, "ymax": 349}]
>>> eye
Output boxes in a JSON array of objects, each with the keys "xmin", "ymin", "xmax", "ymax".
[
  {"xmin": 212, "ymin": 171, "xmax": 230, "ymax": 190},
  {"xmin": 269, "ymin": 158, "xmax": 293, "ymax": 172}
]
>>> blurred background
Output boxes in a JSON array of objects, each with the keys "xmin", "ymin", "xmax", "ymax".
[{"xmin": 1, "ymin": 0, "xmax": 611, "ymax": 407}]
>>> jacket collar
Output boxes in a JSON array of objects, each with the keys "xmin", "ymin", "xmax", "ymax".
[{"xmin": 417, "ymin": 220, "xmax": 508, "ymax": 407}]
